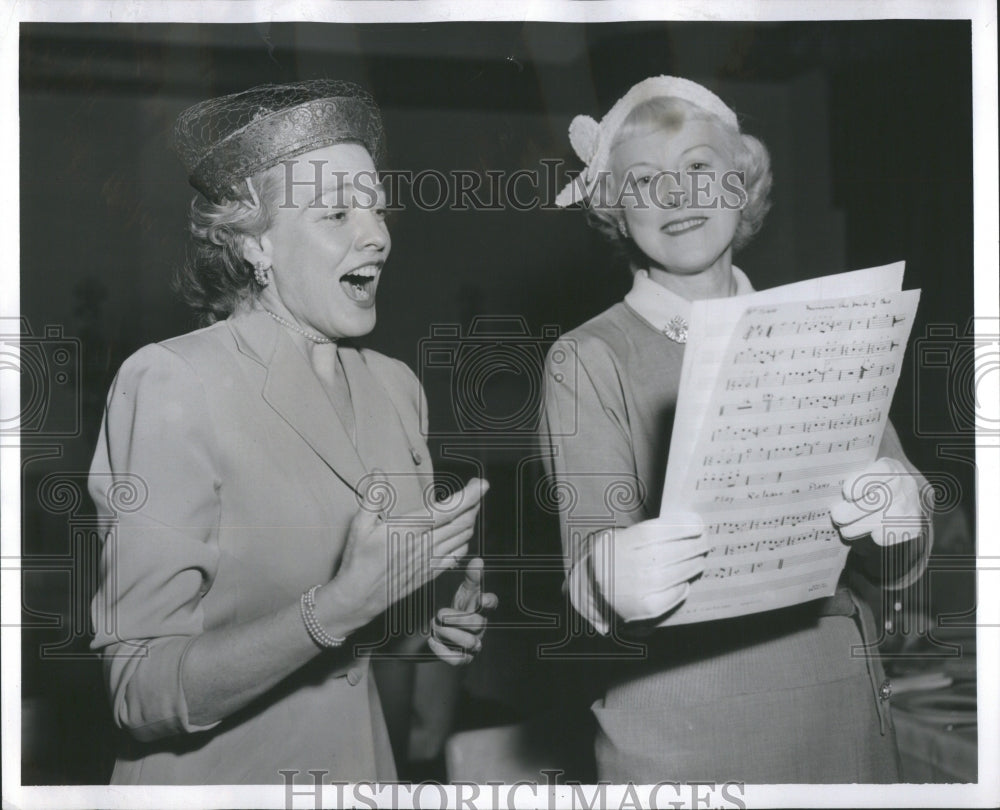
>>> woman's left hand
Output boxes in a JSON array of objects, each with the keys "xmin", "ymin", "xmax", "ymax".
[
  {"xmin": 831, "ymin": 457, "xmax": 925, "ymax": 546},
  {"xmin": 429, "ymin": 557, "xmax": 498, "ymax": 666}
]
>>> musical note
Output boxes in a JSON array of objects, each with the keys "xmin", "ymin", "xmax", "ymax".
[
  {"xmin": 741, "ymin": 312, "xmax": 908, "ymax": 341},
  {"xmin": 725, "ymin": 362, "xmax": 895, "ymax": 391},
  {"xmin": 719, "ymin": 385, "xmax": 890, "ymax": 416},
  {"xmin": 709, "ymin": 409, "xmax": 881, "ymax": 442},
  {"xmin": 732, "ymin": 338, "xmax": 900, "ymax": 365},
  {"xmin": 660, "ymin": 268, "xmax": 920, "ymax": 627},
  {"xmin": 705, "ymin": 508, "xmax": 831, "ymax": 535},
  {"xmin": 703, "ymin": 545, "xmax": 844, "ymax": 579},
  {"xmin": 702, "ymin": 433, "xmax": 875, "ymax": 466}
]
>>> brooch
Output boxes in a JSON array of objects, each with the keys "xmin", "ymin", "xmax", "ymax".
[{"xmin": 662, "ymin": 315, "xmax": 688, "ymax": 344}]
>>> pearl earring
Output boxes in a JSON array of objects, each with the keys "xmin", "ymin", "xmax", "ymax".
[
  {"xmin": 617, "ymin": 219, "xmax": 629, "ymax": 239},
  {"xmin": 253, "ymin": 263, "xmax": 271, "ymax": 287}
]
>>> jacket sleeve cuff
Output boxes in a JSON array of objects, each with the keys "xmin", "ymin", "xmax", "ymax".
[{"xmin": 107, "ymin": 635, "xmax": 222, "ymax": 742}]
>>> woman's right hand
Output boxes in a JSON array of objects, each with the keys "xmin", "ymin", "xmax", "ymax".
[
  {"xmin": 318, "ymin": 477, "xmax": 489, "ymax": 630},
  {"xmin": 590, "ymin": 512, "xmax": 708, "ymax": 623}
]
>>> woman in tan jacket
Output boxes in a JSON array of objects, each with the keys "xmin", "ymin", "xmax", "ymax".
[{"xmin": 89, "ymin": 80, "xmax": 495, "ymax": 784}]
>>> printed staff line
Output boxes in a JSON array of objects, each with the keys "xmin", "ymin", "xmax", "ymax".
[
  {"xmin": 710, "ymin": 409, "xmax": 882, "ymax": 442},
  {"xmin": 741, "ymin": 312, "xmax": 908, "ymax": 340},
  {"xmin": 724, "ymin": 361, "xmax": 895, "ymax": 391},
  {"xmin": 702, "ymin": 433, "xmax": 875, "ymax": 466},
  {"xmin": 702, "ymin": 545, "xmax": 844, "ymax": 579},
  {"xmin": 732, "ymin": 338, "xmax": 901, "ymax": 365},
  {"xmin": 718, "ymin": 384, "xmax": 890, "ymax": 416},
  {"xmin": 696, "ymin": 461, "xmax": 858, "ymax": 490},
  {"xmin": 705, "ymin": 508, "xmax": 831, "ymax": 535},
  {"xmin": 712, "ymin": 527, "xmax": 840, "ymax": 556}
]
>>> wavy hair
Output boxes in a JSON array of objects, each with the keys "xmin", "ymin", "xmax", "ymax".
[
  {"xmin": 586, "ymin": 96, "xmax": 772, "ymax": 258},
  {"xmin": 173, "ymin": 165, "xmax": 285, "ymax": 324}
]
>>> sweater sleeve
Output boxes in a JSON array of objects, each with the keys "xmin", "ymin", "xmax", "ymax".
[
  {"xmin": 540, "ymin": 336, "xmax": 647, "ymax": 634},
  {"xmin": 89, "ymin": 343, "xmax": 223, "ymax": 741}
]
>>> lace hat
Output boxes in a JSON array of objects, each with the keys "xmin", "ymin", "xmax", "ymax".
[
  {"xmin": 173, "ymin": 79, "xmax": 385, "ymax": 203},
  {"xmin": 555, "ymin": 76, "xmax": 738, "ymax": 207}
]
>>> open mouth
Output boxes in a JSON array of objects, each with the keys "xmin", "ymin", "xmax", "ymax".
[
  {"xmin": 339, "ymin": 264, "xmax": 381, "ymax": 306},
  {"xmin": 662, "ymin": 217, "xmax": 707, "ymax": 236}
]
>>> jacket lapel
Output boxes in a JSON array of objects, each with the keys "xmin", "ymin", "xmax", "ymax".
[
  {"xmin": 341, "ymin": 347, "xmax": 403, "ymax": 475},
  {"xmin": 341, "ymin": 347, "xmax": 435, "ymax": 512},
  {"xmin": 229, "ymin": 310, "xmax": 369, "ymax": 495}
]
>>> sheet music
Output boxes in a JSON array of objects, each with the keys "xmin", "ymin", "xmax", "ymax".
[
  {"xmin": 665, "ymin": 262, "xmax": 906, "ymax": 478},
  {"xmin": 659, "ymin": 265, "xmax": 919, "ymax": 626}
]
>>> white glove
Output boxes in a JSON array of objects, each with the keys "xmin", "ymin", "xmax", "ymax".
[
  {"xmin": 590, "ymin": 512, "xmax": 707, "ymax": 623},
  {"xmin": 830, "ymin": 457, "xmax": 925, "ymax": 546}
]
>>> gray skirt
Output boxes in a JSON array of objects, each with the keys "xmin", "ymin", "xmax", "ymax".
[{"xmin": 592, "ymin": 596, "xmax": 899, "ymax": 784}]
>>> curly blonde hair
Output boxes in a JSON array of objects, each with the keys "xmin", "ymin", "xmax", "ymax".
[
  {"xmin": 173, "ymin": 165, "xmax": 286, "ymax": 324},
  {"xmin": 586, "ymin": 96, "xmax": 772, "ymax": 256}
]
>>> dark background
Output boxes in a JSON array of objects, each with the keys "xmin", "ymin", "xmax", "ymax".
[{"xmin": 18, "ymin": 20, "xmax": 976, "ymax": 784}]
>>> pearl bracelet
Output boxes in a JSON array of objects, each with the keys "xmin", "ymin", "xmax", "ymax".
[{"xmin": 300, "ymin": 585, "xmax": 347, "ymax": 649}]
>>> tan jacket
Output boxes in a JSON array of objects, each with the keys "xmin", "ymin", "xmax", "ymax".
[{"xmin": 89, "ymin": 307, "xmax": 433, "ymax": 784}]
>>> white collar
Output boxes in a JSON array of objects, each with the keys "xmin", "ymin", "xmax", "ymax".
[{"xmin": 623, "ymin": 266, "xmax": 755, "ymax": 343}]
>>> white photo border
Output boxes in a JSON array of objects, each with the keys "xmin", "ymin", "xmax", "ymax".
[{"xmin": 2, "ymin": 2, "xmax": 997, "ymax": 808}]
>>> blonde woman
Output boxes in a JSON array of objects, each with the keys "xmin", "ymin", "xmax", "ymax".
[{"xmin": 541, "ymin": 76, "xmax": 930, "ymax": 783}]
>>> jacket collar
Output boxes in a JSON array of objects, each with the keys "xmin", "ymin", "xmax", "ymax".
[{"xmin": 227, "ymin": 306, "xmax": 281, "ymax": 366}]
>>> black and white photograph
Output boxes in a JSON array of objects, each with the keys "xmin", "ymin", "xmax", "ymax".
[{"xmin": 2, "ymin": 1, "xmax": 997, "ymax": 808}]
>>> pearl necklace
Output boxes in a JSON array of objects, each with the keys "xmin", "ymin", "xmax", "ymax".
[{"xmin": 264, "ymin": 310, "xmax": 334, "ymax": 344}]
